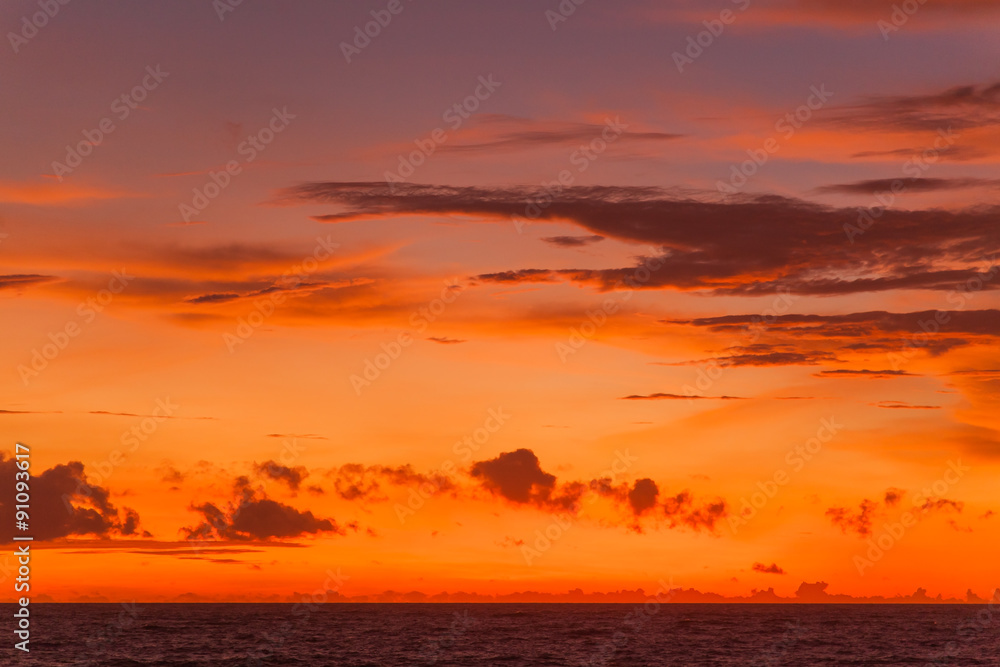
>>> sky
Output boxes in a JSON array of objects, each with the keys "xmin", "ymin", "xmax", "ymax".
[{"xmin": 1, "ymin": 0, "xmax": 999, "ymax": 603}]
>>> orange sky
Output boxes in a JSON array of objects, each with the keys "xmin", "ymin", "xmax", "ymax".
[{"xmin": 1, "ymin": 0, "xmax": 999, "ymax": 603}]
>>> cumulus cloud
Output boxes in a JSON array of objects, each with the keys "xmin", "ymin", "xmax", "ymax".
[
  {"xmin": 884, "ymin": 488, "xmax": 906, "ymax": 507},
  {"xmin": 0, "ymin": 454, "xmax": 145, "ymax": 543},
  {"xmin": 254, "ymin": 460, "xmax": 309, "ymax": 491},
  {"xmin": 826, "ymin": 499, "xmax": 878, "ymax": 537},
  {"xmin": 326, "ymin": 464, "xmax": 456, "ymax": 502},
  {"xmin": 471, "ymin": 449, "xmax": 558, "ymax": 505},
  {"xmin": 752, "ymin": 562, "xmax": 787, "ymax": 575},
  {"xmin": 182, "ymin": 477, "xmax": 345, "ymax": 541},
  {"xmin": 627, "ymin": 478, "xmax": 660, "ymax": 516},
  {"xmin": 662, "ymin": 491, "xmax": 729, "ymax": 532}
]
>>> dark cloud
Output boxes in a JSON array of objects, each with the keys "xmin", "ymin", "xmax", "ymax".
[
  {"xmin": 662, "ymin": 491, "xmax": 729, "ymax": 532},
  {"xmin": 277, "ymin": 182, "xmax": 1000, "ymax": 297},
  {"xmin": 620, "ymin": 393, "xmax": 745, "ymax": 400},
  {"xmin": 541, "ymin": 235, "xmax": 605, "ymax": 248},
  {"xmin": 884, "ymin": 488, "xmax": 906, "ymax": 508},
  {"xmin": 434, "ymin": 116, "xmax": 682, "ymax": 153},
  {"xmin": 0, "ymin": 274, "xmax": 58, "ymax": 290},
  {"xmin": 816, "ymin": 369, "xmax": 920, "ymax": 379},
  {"xmin": 670, "ymin": 310, "xmax": 999, "ymax": 363},
  {"xmin": 663, "ymin": 351, "xmax": 836, "ymax": 368},
  {"xmin": 919, "ymin": 498, "xmax": 964, "ymax": 514},
  {"xmin": 0, "ymin": 454, "xmax": 143, "ymax": 543},
  {"xmin": 825, "ymin": 81, "xmax": 1000, "ymax": 133},
  {"xmin": 752, "ymin": 562, "xmax": 786, "ymax": 575},
  {"xmin": 871, "ymin": 401, "xmax": 942, "ymax": 409},
  {"xmin": 627, "ymin": 478, "xmax": 659, "ymax": 516},
  {"xmin": 471, "ymin": 449, "xmax": 557, "ymax": 505},
  {"xmin": 427, "ymin": 336, "xmax": 467, "ymax": 344},
  {"xmin": 254, "ymin": 460, "xmax": 309, "ymax": 491},
  {"xmin": 326, "ymin": 464, "xmax": 455, "ymax": 502},
  {"xmin": 826, "ymin": 499, "xmax": 878, "ymax": 537},
  {"xmin": 815, "ymin": 177, "xmax": 1000, "ymax": 195},
  {"xmin": 182, "ymin": 479, "xmax": 343, "ymax": 541}
]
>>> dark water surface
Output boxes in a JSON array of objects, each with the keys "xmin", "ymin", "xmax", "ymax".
[{"xmin": 8, "ymin": 603, "xmax": 1000, "ymax": 666}]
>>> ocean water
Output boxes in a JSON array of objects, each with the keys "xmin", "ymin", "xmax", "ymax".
[{"xmin": 10, "ymin": 603, "xmax": 1000, "ymax": 666}]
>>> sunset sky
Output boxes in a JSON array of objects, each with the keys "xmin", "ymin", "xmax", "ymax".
[{"xmin": 1, "ymin": 0, "xmax": 999, "ymax": 603}]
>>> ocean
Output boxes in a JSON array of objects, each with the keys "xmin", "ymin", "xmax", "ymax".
[{"xmin": 10, "ymin": 603, "xmax": 1000, "ymax": 666}]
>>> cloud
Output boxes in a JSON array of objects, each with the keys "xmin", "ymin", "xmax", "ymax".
[
  {"xmin": 182, "ymin": 478, "xmax": 344, "ymax": 541},
  {"xmin": 871, "ymin": 401, "xmax": 942, "ymax": 409},
  {"xmin": 884, "ymin": 488, "xmax": 906, "ymax": 508},
  {"xmin": 277, "ymin": 182, "xmax": 1000, "ymax": 297},
  {"xmin": 627, "ymin": 478, "xmax": 659, "ymax": 516},
  {"xmin": 815, "ymin": 177, "xmax": 1000, "ymax": 195},
  {"xmin": 427, "ymin": 336, "xmax": 467, "ymax": 344},
  {"xmin": 0, "ymin": 454, "xmax": 144, "ymax": 543},
  {"xmin": 432, "ymin": 115, "xmax": 683, "ymax": 153},
  {"xmin": 158, "ymin": 464, "xmax": 185, "ymax": 485},
  {"xmin": 0, "ymin": 274, "xmax": 58, "ymax": 290},
  {"xmin": 815, "ymin": 369, "xmax": 920, "ymax": 379},
  {"xmin": 825, "ymin": 81, "xmax": 1000, "ymax": 133},
  {"xmin": 662, "ymin": 350, "xmax": 837, "ymax": 368},
  {"xmin": 541, "ymin": 235, "xmax": 605, "ymax": 248},
  {"xmin": 662, "ymin": 491, "xmax": 729, "ymax": 532},
  {"xmin": 919, "ymin": 498, "xmax": 964, "ymax": 513},
  {"xmin": 471, "ymin": 449, "xmax": 558, "ymax": 505},
  {"xmin": 326, "ymin": 464, "xmax": 455, "ymax": 502},
  {"xmin": 620, "ymin": 393, "xmax": 745, "ymax": 400},
  {"xmin": 752, "ymin": 562, "xmax": 787, "ymax": 575},
  {"xmin": 826, "ymin": 499, "xmax": 878, "ymax": 537},
  {"xmin": 253, "ymin": 460, "xmax": 309, "ymax": 491}
]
